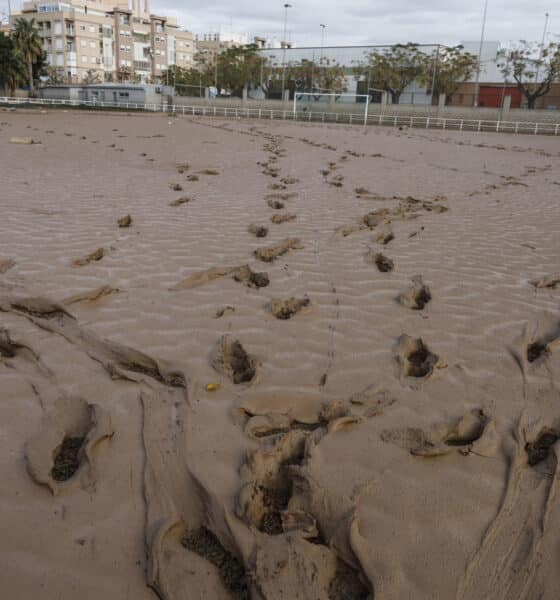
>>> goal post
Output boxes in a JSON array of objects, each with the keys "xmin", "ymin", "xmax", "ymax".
[{"xmin": 292, "ymin": 92, "xmax": 371, "ymax": 125}]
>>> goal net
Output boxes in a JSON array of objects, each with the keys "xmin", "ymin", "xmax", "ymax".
[{"xmin": 293, "ymin": 92, "xmax": 370, "ymax": 123}]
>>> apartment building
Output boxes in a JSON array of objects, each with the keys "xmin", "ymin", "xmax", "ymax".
[
  {"xmin": 194, "ymin": 27, "xmax": 248, "ymax": 68},
  {"xmin": 13, "ymin": 0, "xmax": 193, "ymax": 83}
]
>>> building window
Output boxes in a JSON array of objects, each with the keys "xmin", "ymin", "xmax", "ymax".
[
  {"xmin": 119, "ymin": 92, "xmax": 129, "ymax": 97},
  {"xmin": 90, "ymin": 41, "xmax": 95, "ymax": 48},
  {"xmin": 82, "ymin": 55, "xmax": 87, "ymax": 62},
  {"xmin": 79, "ymin": 25, "xmax": 85, "ymax": 31},
  {"xmin": 88, "ymin": 25, "xmax": 96, "ymax": 32}
]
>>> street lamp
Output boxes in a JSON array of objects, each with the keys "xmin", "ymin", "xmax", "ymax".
[
  {"xmin": 319, "ymin": 23, "xmax": 326, "ymax": 64},
  {"xmin": 281, "ymin": 3, "xmax": 292, "ymax": 100},
  {"xmin": 473, "ymin": 0, "xmax": 489, "ymax": 107}
]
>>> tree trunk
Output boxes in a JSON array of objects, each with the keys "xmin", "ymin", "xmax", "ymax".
[
  {"xmin": 27, "ymin": 58, "xmax": 35, "ymax": 98},
  {"xmin": 527, "ymin": 95, "xmax": 536, "ymax": 109},
  {"xmin": 390, "ymin": 90, "xmax": 401, "ymax": 104}
]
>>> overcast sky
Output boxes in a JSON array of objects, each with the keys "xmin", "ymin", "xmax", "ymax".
[
  {"xmin": 152, "ymin": 0, "xmax": 556, "ymax": 48},
  {"xmin": 1, "ymin": 1, "xmax": 556, "ymax": 48}
]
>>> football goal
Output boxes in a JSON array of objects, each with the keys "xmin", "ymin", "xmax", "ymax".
[{"xmin": 292, "ymin": 92, "xmax": 371, "ymax": 125}]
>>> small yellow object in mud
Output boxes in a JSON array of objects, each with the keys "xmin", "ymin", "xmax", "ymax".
[
  {"xmin": 205, "ymin": 383, "xmax": 221, "ymax": 392},
  {"xmin": 9, "ymin": 137, "xmax": 37, "ymax": 144}
]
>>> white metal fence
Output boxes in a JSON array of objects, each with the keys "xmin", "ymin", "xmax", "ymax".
[{"xmin": 1, "ymin": 96, "xmax": 559, "ymax": 136}]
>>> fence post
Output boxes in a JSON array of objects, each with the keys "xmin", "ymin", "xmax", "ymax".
[
  {"xmin": 460, "ymin": 120, "xmax": 464, "ymax": 131},
  {"xmin": 555, "ymin": 124, "xmax": 559, "ymax": 136},
  {"xmin": 534, "ymin": 123, "xmax": 538, "ymax": 135},
  {"xmin": 349, "ymin": 113, "xmax": 352, "ymax": 124},
  {"xmin": 496, "ymin": 120, "xmax": 500, "ymax": 132},
  {"xmin": 477, "ymin": 120, "xmax": 481, "ymax": 132},
  {"xmin": 426, "ymin": 117, "xmax": 430, "ymax": 129}
]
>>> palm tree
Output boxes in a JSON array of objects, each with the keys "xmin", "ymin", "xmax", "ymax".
[
  {"xmin": 13, "ymin": 18, "xmax": 43, "ymax": 97},
  {"xmin": 0, "ymin": 35, "xmax": 26, "ymax": 96}
]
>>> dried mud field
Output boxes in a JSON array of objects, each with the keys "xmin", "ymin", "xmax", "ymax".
[{"xmin": 1, "ymin": 109, "xmax": 560, "ymax": 600}]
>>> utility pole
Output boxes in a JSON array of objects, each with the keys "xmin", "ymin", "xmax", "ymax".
[
  {"xmin": 473, "ymin": 0, "xmax": 489, "ymax": 107},
  {"xmin": 319, "ymin": 23, "xmax": 326, "ymax": 64},
  {"xmin": 281, "ymin": 3, "xmax": 292, "ymax": 100}
]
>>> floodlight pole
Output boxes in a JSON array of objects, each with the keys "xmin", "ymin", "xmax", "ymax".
[
  {"xmin": 473, "ymin": 0, "xmax": 489, "ymax": 107},
  {"xmin": 320, "ymin": 23, "xmax": 326, "ymax": 63},
  {"xmin": 281, "ymin": 3, "xmax": 292, "ymax": 100}
]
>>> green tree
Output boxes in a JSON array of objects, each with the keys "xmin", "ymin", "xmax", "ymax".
[
  {"xmin": 215, "ymin": 44, "xmax": 267, "ymax": 97},
  {"xmin": 284, "ymin": 58, "xmax": 347, "ymax": 93},
  {"xmin": 13, "ymin": 17, "xmax": 43, "ymax": 97},
  {"xmin": 499, "ymin": 41, "xmax": 560, "ymax": 109},
  {"xmin": 162, "ymin": 65, "xmax": 214, "ymax": 96},
  {"xmin": 355, "ymin": 43, "xmax": 426, "ymax": 104},
  {"xmin": 421, "ymin": 45, "xmax": 477, "ymax": 104},
  {"xmin": 0, "ymin": 35, "xmax": 26, "ymax": 95}
]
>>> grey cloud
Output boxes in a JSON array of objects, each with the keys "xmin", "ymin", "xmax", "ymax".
[{"xmin": 154, "ymin": 0, "xmax": 554, "ymax": 47}]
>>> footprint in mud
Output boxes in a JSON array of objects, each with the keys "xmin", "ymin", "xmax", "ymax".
[
  {"xmin": 375, "ymin": 228, "xmax": 394, "ymax": 245},
  {"xmin": 395, "ymin": 335, "xmax": 440, "ymax": 382},
  {"xmin": 117, "ymin": 214, "xmax": 132, "ymax": 227},
  {"xmin": 215, "ymin": 305, "xmax": 235, "ymax": 318},
  {"xmin": 199, "ymin": 169, "xmax": 220, "ymax": 176},
  {"xmin": 169, "ymin": 197, "xmax": 191, "ymax": 207},
  {"xmin": 233, "ymin": 265, "xmax": 270, "ymax": 288},
  {"xmin": 186, "ymin": 174, "xmax": 199, "ymax": 182},
  {"xmin": 280, "ymin": 177, "xmax": 299, "ymax": 185},
  {"xmin": 382, "ymin": 409, "xmax": 496, "ymax": 458},
  {"xmin": 531, "ymin": 273, "xmax": 560, "ymax": 289},
  {"xmin": 254, "ymin": 238, "xmax": 303, "ymax": 262},
  {"xmin": 182, "ymin": 527, "xmax": 249, "ymax": 599},
  {"xmin": 25, "ymin": 396, "xmax": 113, "ymax": 495},
  {"xmin": 0, "ymin": 258, "xmax": 15, "ymax": 274},
  {"xmin": 176, "ymin": 163, "xmax": 189, "ymax": 174},
  {"xmin": 526, "ymin": 324, "xmax": 560, "ymax": 363},
  {"xmin": 525, "ymin": 428, "xmax": 560, "ymax": 466},
  {"xmin": 271, "ymin": 213, "xmax": 296, "ymax": 224},
  {"xmin": 170, "ymin": 182, "xmax": 183, "ymax": 191},
  {"xmin": 248, "ymin": 224, "xmax": 269, "ymax": 238},
  {"xmin": 271, "ymin": 297, "xmax": 310, "ymax": 320},
  {"xmin": 371, "ymin": 251, "xmax": 394, "ymax": 273},
  {"xmin": 399, "ymin": 276, "xmax": 432, "ymax": 310},
  {"xmin": 211, "ymin": 335, "xmax": 256, "ymax": 384},
  {"xmin": 0, "ymin": 328, "xmax": 35, "ymax": 360},
  {"xmin": 329, "ymin": 560, "xmax": 370, "ymax": 600},
  {"xmin": 267, "ymin": 198, "xmax": 285, "ymax": 209},
  {"xmin": 73, "ymin": 247, "xmax": 105, "ymax": 267},
  {"xmin": 63, "ymin": 285, "xmax": 120, "ymax": 306},
  {"xmin": 268, "ymin": 183, "xmax": 287, "ymax": 191}
]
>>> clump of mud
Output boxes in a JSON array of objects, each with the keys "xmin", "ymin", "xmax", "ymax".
[
  {"xmin": 254, "ymin": 238, "xmax": 303, "ymax": 262},
  {"xmin": 212, "ymin": 335, "xmax": 256, "ymax": 384},
  {"xmin": 233, "ymin": 266, "xmax": 270, "ymax": 288},
  {"xmin": 117, "ymin": 214, "xmax": 132, "ymax": 227},
  {"xmin": 170, "ymin": 183, "xmax": 183, "ymax": 191},
  {"xmin": 73, "ymin": 248, "xmax": 105, "ymax": 267},
  {"xmin": 248, "ymin": 224, "xmax": 269, "ymax": 238},
  {"xmin": 373, "ymin": 252, "xmax": 394, "ymax": 273},
  {"xmin": 169, "ymin": 197, "xmax": 191, "ymax": 207},
  {"xmin": 271, "ymin": 297, "xmax": 310, "ymax": 320},
  {"xmin": 271, "ymin": 213, "xmax": 296, "ymax": 224},
  {"xmin": 267, "ymin": 199, "xmax": 285, "ymax": 210}
]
